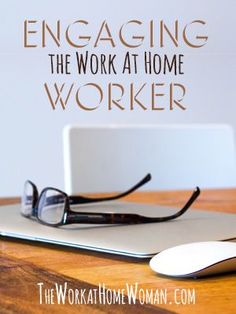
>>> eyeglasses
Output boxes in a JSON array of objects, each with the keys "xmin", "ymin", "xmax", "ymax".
[{"xmin": 21, "ymin": 174, "xmax": 200, "ymax": 227}]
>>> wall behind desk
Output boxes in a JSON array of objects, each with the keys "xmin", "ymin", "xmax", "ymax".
[{"xmin": 0, "ymin": 0, "xmax": 235, "ymax": 196}]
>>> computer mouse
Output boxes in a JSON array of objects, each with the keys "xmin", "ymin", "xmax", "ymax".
[{"xmin": 149, "ymin": 241, "xmax": 236, "ymax": 278}]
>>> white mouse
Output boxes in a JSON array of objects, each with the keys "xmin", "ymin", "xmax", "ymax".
[{"xmin": 150, "ymin": 241, "xmax": 236, "ymax": 278}]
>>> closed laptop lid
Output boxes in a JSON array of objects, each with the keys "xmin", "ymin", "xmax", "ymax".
[{"xmin": 1, "ymin": 202, "xmax": 235, "ymax": 258}]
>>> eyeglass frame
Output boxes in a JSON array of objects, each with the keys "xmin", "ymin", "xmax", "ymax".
[
  {"xmin": 21, "ymin": 174, "xmax": 201, "ymax": 227},
  {"xmin": 22, "ymin": 173, "xmax": 152, "ymax": 216}
]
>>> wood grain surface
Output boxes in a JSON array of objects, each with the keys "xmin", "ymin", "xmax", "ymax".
[
  {"xmin": 0, "ymin": 254, "xmax": 173, "ymax": 314},
  {"xmin": 0, "ymin": 189, "xmax": 236, "ymax": 314}
]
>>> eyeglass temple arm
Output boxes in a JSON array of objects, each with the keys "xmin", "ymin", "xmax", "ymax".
[
  {"xmin": 68, "ymin": 173, "xmax": 152, "ymax": 204},
  {"xmin": 41, "ymin": 174, "xmax": 151, "ymax": 207},
  {"xmin": 66, "ymin": 187, "xmax": 200, "ymax": 224},
  {"xmin": 157, "ymin": 186, "xmax": 201, "ymax": 221}
]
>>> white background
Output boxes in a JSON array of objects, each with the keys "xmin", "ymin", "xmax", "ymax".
[{"xmin": 0, "ymin": 0, "xmax": 236, "ymax": 196}]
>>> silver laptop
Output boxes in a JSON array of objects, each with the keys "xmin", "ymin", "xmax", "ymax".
[
  {"xmin": 0, "ymin": 202, "xmax": 235, "ymax": 258},
  {"xmin": 63, "ymin": 124, "xmax": 236, "ymax": 195}
]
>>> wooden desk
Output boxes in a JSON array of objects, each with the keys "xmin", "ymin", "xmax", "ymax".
[{"xmin": 1, "ymin": 189, "xmax": 236, "ymax": 314}]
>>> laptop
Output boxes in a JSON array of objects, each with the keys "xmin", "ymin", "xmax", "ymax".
[
  {"xmin": 63, "ymin": 124, "xmax": 236, "ymax": 195},
  {"xmin": 1, "ymin": 124, "xmax": 235, "ymax": 258},
  {"xmin": 0, "ymin": 201, "xmax": 235, "ymax": 258}
]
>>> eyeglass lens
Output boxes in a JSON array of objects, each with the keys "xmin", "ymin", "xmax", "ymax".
[
  {"xmin": 37, "ymin": 189, "xmax": 66, "ymax": 224},
  {"xmin": 21, "ymin": 181, "xmax": 34, "ymax": 216}
]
